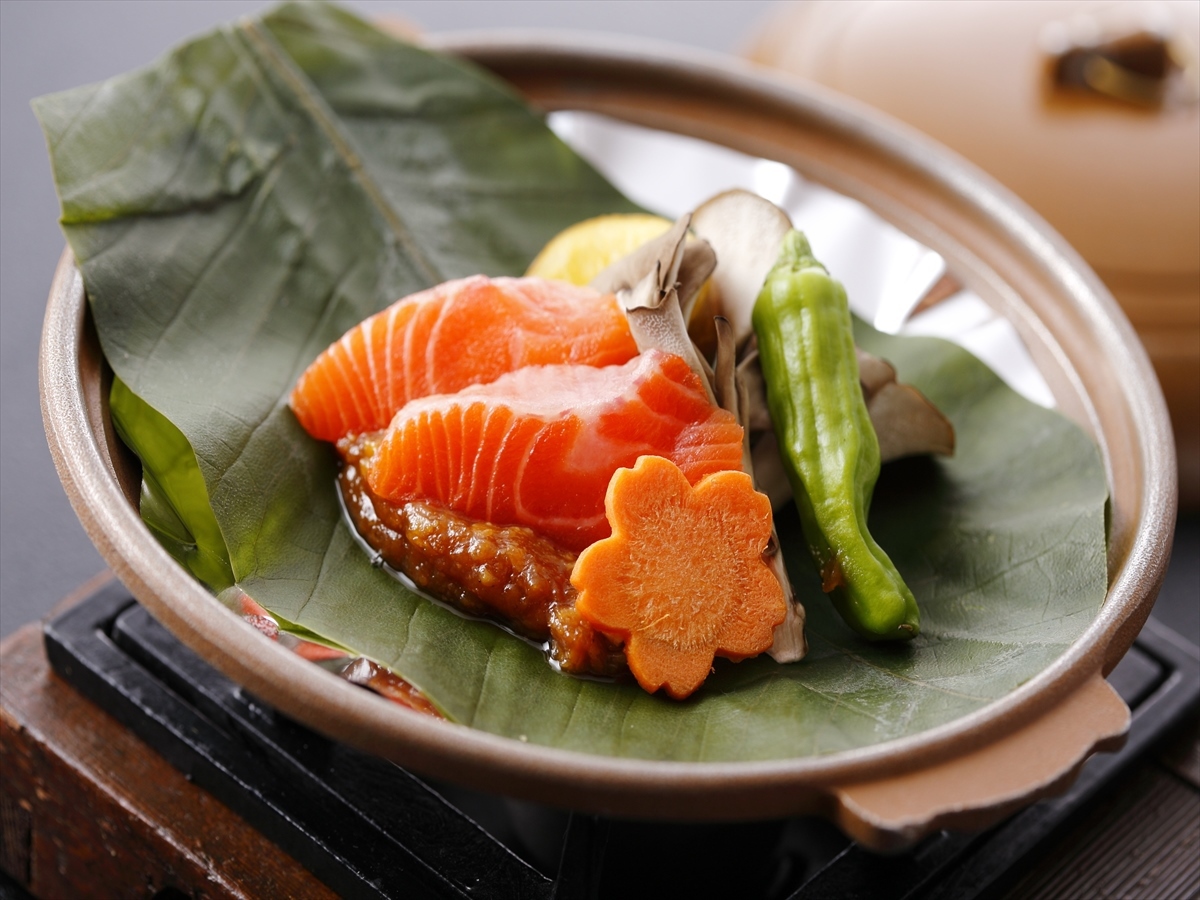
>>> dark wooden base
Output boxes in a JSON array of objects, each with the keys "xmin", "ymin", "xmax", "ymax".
[
  {"xmin": 2, "ymin": 575, "xmax": 1197, "ymax": 899},
  {"xmin": 0, "ymin": 577, "xmax": 334, "ymax": 900}
]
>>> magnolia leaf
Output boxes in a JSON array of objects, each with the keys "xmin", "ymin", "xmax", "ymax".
[
  {"xmin": 109, "ymin": 377, "xmax": 234, "ymax": 591},
  {"xmin": 37, "ymin": 1, "xmax": 1108, "ymax": 761}
]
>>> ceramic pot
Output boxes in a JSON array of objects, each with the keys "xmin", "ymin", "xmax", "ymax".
[
  {"xmin": 39, "ymin": 33, "xmax": 1175, "ymax": 851},
  {"xmin": 746, "ymin": 0, "xmax": 1200, "ymax": 506}
]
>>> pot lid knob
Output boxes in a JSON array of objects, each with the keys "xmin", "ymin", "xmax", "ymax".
[{"xmin": 1041, "ymin": 4, "xmax": 1199, "ymax": 107}]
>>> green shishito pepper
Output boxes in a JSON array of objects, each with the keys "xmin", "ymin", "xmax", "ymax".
[{"xmin": 752, "ymin": 230, "xmax": 920, "ymax": 641}]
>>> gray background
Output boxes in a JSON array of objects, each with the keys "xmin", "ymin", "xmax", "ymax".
[{"xmin": 2, "ymin": 0, "xmax": 1195, "ymax": 642}]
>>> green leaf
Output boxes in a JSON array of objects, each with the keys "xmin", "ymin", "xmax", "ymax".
[
  {"xmin": 36, "ymin": 1, "xmax": 1108, "ymax": 761},
  {"xmin": 110, "ymin": 377, "xmax": 234, "ymax": 591}
]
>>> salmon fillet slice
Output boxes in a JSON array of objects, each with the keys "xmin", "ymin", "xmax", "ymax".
[
  {"xmin": 355, "ymin": 350, "xmax": 745, "ymax": 552},
  {"xmin": 290, "ymin": 275, "xmax": 638, "ymax": 442}
]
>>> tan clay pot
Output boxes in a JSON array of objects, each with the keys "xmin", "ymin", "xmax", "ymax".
[
  {"xmin": 745, "ymin": 0, "xmax": 1200, "ymax": 506},
  {"xmin": 39, "ymin": 33, "xmax": 1176, "ymax": 852}
]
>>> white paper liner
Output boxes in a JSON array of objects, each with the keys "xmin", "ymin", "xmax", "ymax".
[{"xmin": 550, "ymin": 111, "xmax": 1055, "ymax": 409}]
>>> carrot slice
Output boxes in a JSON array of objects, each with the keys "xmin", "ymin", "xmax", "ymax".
[{"xmin": 571, "ymin": 455, "xmax": 787, "ymax": 699}]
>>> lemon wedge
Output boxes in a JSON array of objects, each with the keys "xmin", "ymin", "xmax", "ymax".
[{"xmin": 526, "ymin": 214, "xmax": 673, "ymax": 285}]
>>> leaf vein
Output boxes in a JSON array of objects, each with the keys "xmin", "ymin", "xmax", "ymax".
[
  {"xmin": 810, "ymin": 629, "xmax": 994, "ymax": 703},
  {"xmin": 238, "ymin": 18, "xmax": 442, "ymax": 285}
]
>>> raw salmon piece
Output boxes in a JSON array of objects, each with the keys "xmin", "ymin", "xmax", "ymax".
[
  {"xmin": 356, "ymin": 350, "xmax": 745, "ymax": 553},
  {"xmin": 290, "ymin": 275, "xmax": 638, "ymax": 441}
]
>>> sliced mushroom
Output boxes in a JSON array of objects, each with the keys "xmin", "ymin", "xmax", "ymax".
[
  {"xmin": 595, "ymin": 213, "xmax": 806, "ymax": 663},
  {"xmin": 714, "ymin": 319, "xmax": 807, "ymax": 663},
  {"xmin": 744, "ymin": 347, "xmax": 954, "ymax": 459},
  {"xmin": 591, "ymin": 215, "xmax": 717, "ymax": 404},
  {"xmin": 736, "ymin": 339, "xmax": 774, "ymax": 432},
  {"xmin": 750, "ymin": 431, "xmax": 793, "ymax": 510},
  {"xmin": 590, "ymin": 217, "xmax": 716, "ymax": 317},
  {"xmin": 591, "ymin": 191, "xmax": 954, "ymax": 664},
  {"xmin": 689, "ymin": 189, "xmax": 793, "ymax": 348},
  {"xmin": 749, "ymin": 347, "xmax": 956, "ymax": 511},
  {"xmin": 858, "ymin": 350, "xmax": 955, "ymax": 459}
]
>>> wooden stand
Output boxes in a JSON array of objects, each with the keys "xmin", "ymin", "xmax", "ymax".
[
  {"xmin": 0, "ymin": 576, "xmax": 333, "ymax": 899},
  {"xmin": 2, "ymin": 576, "xmax": 1197, "ymax": 899}
]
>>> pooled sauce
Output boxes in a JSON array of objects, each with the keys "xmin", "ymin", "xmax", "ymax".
[
  {"xmin": 340, "ymin": 657, "xmax": 444, "ymax": 718},
  {"xmin": 232, "ymin": 586, "xmax": 443, "ymax": 716},
  {"xmin": 338, "ymin": 443, "xmax": 625, "ymax": 678}
]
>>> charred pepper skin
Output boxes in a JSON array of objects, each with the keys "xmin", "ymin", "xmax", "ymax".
[{"xmin": 752, "ymin": 231, "xmax": 920, "ymax": 641}]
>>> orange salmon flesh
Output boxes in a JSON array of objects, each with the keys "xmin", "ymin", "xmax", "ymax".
[
  {"xmin": 290, "ymin": 275, "xmax": 638, "ymax": 442},
  {"xmin": 354, "ymin": 350, "xmax": 744, "ymax": 552}
]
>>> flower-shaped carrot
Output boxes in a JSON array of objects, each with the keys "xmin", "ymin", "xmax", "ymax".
[{"xmin": 571, "ymin": 455, "xmax": 787, "ymax": 699}]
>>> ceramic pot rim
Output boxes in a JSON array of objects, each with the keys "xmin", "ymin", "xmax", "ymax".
[{"xmin": 39, "ymin": 30, "xmax": 1177, "ymax": 822}]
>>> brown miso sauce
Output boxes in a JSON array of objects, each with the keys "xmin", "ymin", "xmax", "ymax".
[{"xmin": 337, "ymin": 452, "xmax": 626, "ymax": 680}]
